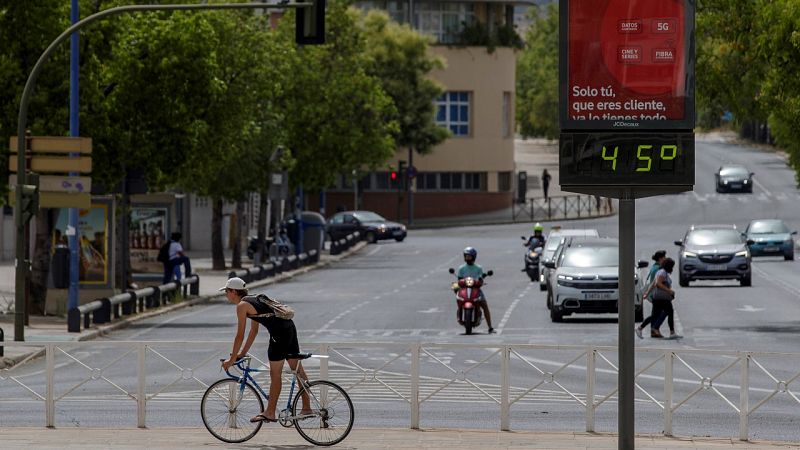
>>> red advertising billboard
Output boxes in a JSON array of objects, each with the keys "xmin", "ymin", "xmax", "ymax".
[{"xmin": 559, "ymin": 0, "xmax": 695, "ymax": 130}]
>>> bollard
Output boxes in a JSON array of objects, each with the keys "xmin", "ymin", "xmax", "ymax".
[
  {"xmin": 96, "ymin": 298, "xmax": 111, "ymax": 324},
  {"xmin": 67, "ymin": 308, "xmax": 81, "ymax": 332},
  {"xmin": 190, "ymin": 274, "xmax": 199, "ymax": 296},
  {"xmin": 1, "ymin": 327, "xmax": 4, "ymax": 356}
]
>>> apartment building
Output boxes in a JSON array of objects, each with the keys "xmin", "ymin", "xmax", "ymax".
[{"xmin": 312, "ymin": 0, "xmax": 535, "ymax": 220}]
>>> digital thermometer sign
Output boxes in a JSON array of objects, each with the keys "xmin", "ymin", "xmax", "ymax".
[
  {"xmin": 558, "ymin": 0, "xmax": 695, "ymax": 192},
  {"xmin": 559, "ymin": 132, "xmax": 694, "ymax": 186}
]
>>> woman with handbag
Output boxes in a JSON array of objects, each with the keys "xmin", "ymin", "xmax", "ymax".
[{"xmin": 636, "ymin": 257, "xmax": 677, "ymax": 339}]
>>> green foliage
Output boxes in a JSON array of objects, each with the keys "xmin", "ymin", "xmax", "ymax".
[
  {"xmin": 455, "ymin": 21, "xmax": 524, "ymax": 53},
  {"xmin": 516, "ymin": 4, "xmax": 558, "ymax": 139},
  {"xmin": 361, "ymin": 10, "xmax": 449, "ymax": 155},
  {"xmin": 276, "ymin": 2, "xmax": 399, "ymax": 191},
  {"xmin": 698, "ymin": 0, "xmax": 800, "ymax": 182}
]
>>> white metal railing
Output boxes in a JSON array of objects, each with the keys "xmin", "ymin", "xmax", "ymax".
[{"xmin": 1, "ymin": 341, "xmax": 799, "ymax": 441}]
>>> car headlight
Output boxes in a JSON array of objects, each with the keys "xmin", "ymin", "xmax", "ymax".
[
  {"xmin": 743, "ymin": 179, "xmax": 749, "ymax": 184},
  {"xmin": 401, "ymin": 225, "xmax": 406, "ymax": 231},
  {"xmin": 557, "ymin": 274, "xmax": 574, "ymax": 280},
  {"xmin": 735, "ymin": 250, "xmax": 749, "ymax": 257},
  {"xmin": 682, "ymin": 251, "xmax": 697, "ymax": 258},
  {"xmin": 723, "ymin": 180, "xmax": 728, "ymax": 184}
]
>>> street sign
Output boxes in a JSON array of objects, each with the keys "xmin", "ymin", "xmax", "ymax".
[
  {"xmin": 9, "ymin": 175, "xmax": 91, "ymax": 194},
  {"xmin": 9, "ymin": 155, "xmax": 92, "ymax": 173}
]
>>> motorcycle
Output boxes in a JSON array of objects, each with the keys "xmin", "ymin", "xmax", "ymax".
[
  {"xmin": 520, "ymin": 236, "xmax": 543, "ymax": 282},
  {"xmin": 448, "ymin": 267, "xmax": 494, "ymax": 335}
]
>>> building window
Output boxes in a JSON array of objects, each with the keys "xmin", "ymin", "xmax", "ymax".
[
  {"xmin": 387, "ymin": 1, "xmax": 408, "ymax": 23},
  {"xmin": 414, "ymin": 2, "xmax": 476, "ymax": 44},
  {"xmin": 436, "ymin": 91, "xmax": 470, "ymax": 136},
  {"xmin": 498, "ymin": 171, "xmax": 512, "ymax": 192},
  {"xmin": 502, "ymin": 91, "xmax": 512, "ymax": 138},
  {"xmin": 415, "ymin": 172, "xmax": 486, "ymax": 191},
  {"xmin": 195, "ymin": 197, "xmax": 209, "ymax": 208}
]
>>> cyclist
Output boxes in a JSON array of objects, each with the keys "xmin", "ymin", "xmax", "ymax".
[
  {"xmin": 456, "ymin": 247, "xmax": 495, "ymax": 333},
  {"xmin": 524, "ymin": 223, "xmax": 546, "ymax": 249},
  {"xmin": 220, "ymin": 277, "xmax": 311, "ymax": 423}
]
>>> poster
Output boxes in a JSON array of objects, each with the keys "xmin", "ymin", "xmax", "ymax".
[
  {"xmin": 54, "ymin": 204, "xmax": 109, "ymax": 285},
  {"xmin": 130, "ymin": 207, "xmax": 168, "ymax": 273},
  {"xmin": 565, "ymin": 0, "xmax": 691, "ymax": 127}
]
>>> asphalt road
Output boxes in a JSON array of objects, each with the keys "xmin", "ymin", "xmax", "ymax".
[{"xmin": 2, "ymin": 136, "xmax": 799, "ymax": 441}]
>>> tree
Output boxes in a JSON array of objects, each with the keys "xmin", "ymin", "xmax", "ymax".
[
  {"xmin": 277, "ymin": 1, "xmax": 399, "ymax": 192},
  {"xmin": 516, "ymin": 4, "xmax": 559, "ymax": 140},
  {"xmin": 361, "ymin": 10, "xmax": 449, "ymax": 158},
  {"xmin": 0, "ymin": 0, "xmax": 73, "ymax": 314}
]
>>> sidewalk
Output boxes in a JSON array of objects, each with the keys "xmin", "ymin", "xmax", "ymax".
[
  {"xmin": 0, "ymin": 242, "xmax": 367, "ymax": 368},
  {"xmin": 1, "ymin": 427, "xmax": 796, "ymax": 449}
]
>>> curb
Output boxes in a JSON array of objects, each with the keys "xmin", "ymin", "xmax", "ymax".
[{"xmin": 0, "ymin": 241, "xmax": 367, "ymax": 369}]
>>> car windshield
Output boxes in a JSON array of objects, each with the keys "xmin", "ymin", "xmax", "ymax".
[
  {"xmin": 353, "ymin": 212, "xmax": 385, "ymax": 222},
  {"xmin": 686, "ymin": 229, "xmax": 742, "ymax": 245},
  {"xmin": 749, "ymin": 220, "xmax": 789, "ymax": 234},
  {"xmin": 561, "ymin": 246, "xmax": 618, "ymax": 268},
  {"xmin": 719, "ymin": 167, "xmax": 748, "ymax": 177}
]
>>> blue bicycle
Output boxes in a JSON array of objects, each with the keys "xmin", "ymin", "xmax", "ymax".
[{"xmin": 200, "ymin": 353, "xmax": 354, "ymax": 445}]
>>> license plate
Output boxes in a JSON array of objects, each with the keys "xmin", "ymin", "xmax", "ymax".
[
  {"xmin": 392, "ymin": 230, "xmax": 403, "ymax": 236},
  {"xmin": 708, "ymin": 264, "xmax": 727, "ymax": 271},
  {"xmin": 584, "ymin": 292, "xmax": 612, "ymax": 300},
  {"xmin": 730, "ymin": 183, "xmax": 742, "ymax": 189},
  {"xmin": 764, "ymin": 246, "xmax": 779, "ymax": 252}
]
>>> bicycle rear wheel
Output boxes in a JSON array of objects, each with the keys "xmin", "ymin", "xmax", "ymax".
[
  {"xmin": 292, "ymin": 380, "xmax": 354, "ymax": 446},
  {"xmin": 201, "ymin": 378, "xmax": 264, "ymax": 443}
]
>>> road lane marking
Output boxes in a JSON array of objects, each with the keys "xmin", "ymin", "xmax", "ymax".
[
  {"xmin": 752, "ymin": 176, "xmax": 772, "ymax": 196},
  {"xmin": 737, "ymin": 305, "xmax": 765, "ymax": 312},
  {"xmin": 496, "ymin": 286, "xmax": 530, "ymax": 335},
  {"xmin": 366, "ymin": 246, "xmax": 382, "ymax": 256}
]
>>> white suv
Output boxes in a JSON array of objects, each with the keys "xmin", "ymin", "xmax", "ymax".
[
  {"xmin": 544, "ymin": 237, "xmax": 647, "ymax": 322},
  {"xmin": 539, "ymin": 228, "xmax": 600, "ymax": 292}
]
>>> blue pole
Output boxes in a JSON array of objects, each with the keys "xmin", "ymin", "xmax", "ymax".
[{"xmin": 68, "ymin": 0, "xmax": 80, "ymax": 310}]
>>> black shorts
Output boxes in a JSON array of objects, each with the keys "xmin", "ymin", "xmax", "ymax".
[{"xmin": 267, "ymin": 321, "xmax": 300, "ymax": 361}]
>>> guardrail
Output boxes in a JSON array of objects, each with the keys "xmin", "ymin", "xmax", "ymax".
[
  {"xmin": 329, "ymin": 231, "xmax": 361, "ymax": 255},
  {"xmin": 1, "ymin": 341, "xmax": 798, "ymax": 442},
  {"xmin": 226, "ymin": 249, "xmax": 320, "ymax": 284},
  {"xmin": 66, "ymin": 275, "xmax": 200, "ymax": 333},
  {"xmin": 512, "ymin": 195, "xmax": 614, "ymax": 222}
]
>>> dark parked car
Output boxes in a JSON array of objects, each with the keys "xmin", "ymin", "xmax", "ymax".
[
  {"xmin": 715, "ymin": 165, "xmax": 753, "ymax": 193},
  {"xmin": 326, "ymin": 210, "xmax": 407, "ymax": 243},
  {"xmin": 745, "ymin": 219, "xmax": 796, "ymax": 260},
  {"xmin": 675, "ymin": 224, "xmax": 752, "ymax": 287}
]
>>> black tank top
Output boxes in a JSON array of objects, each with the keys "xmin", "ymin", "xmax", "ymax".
[{"xmin": 243, "ymin": 295, "xmax": 292, "ymax": 335}]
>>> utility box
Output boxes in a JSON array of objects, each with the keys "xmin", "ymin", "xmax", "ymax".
[
  {"xmin": 517, "ymin": 171, "xmax": 528, "ymax": 204},
  {"xmin": 300, "ymin": 211, "xmax": 326, "ymax": 254}
]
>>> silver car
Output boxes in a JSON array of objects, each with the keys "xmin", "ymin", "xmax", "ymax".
[
  {"xmin": 675, "ymin": 225, "xmax": 752, "ymax": 287},
  {"xmin": 539, "ymin": 228, "xmax": 600, "ymax": 293},
  {"xmin": 544, "ymin": 237, "xmax": 647, "ymax": 323}
]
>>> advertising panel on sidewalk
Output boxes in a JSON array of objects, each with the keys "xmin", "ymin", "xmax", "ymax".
[
  {"xmin": 130, "ymin": 206, "xmax": 169, "ymax": 274},
  {"xmin": 560, "ymin": 0, "xmax": 694, "ymax": 131},
  {"xmin": 53, "ymin": 200, "xmax": 112, "ymax": 287}
]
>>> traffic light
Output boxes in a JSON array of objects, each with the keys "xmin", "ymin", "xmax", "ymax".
[
  {"xmin": 296, "ymin": 0, "xmax": 326, "ymax": 45},
  {"xmin": 390, "ymin": 170, "xmax": 398, "ymax": 181}
]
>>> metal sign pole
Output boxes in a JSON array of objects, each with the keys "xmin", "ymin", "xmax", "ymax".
[{"xmin": 618, "ymin": 192, "xmax": 635, "ymax": 450}]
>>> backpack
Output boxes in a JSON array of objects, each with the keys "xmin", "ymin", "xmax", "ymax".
[
  {"xmin": 156, "ymin": 241, "xmax": 171, "ymax": 263},
  {"xmin": 253, "ymin": 294, "xmax": 295, "ymax": 320}
]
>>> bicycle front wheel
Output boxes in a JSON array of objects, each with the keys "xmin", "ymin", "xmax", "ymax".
[
  {"xmin": 201, "ymin": 378, "xmax": 264, "ymax": 443},
  {"xmin": 292, "ymin": 380, "xmax": 354, "ymax": 446}
]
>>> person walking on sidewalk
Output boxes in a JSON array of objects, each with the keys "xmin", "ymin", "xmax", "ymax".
[
  {"xmin": 636, "ymin": 250, "xmax": 667, "ymax": 338},
  {"xmin": 162, "ymin": 232, "xmax": 192, "ymax": 284},
  {"xmin": 220, "ymin": 277, "xmax": 312, "ymax": 423},
  {"xmin": 541, "ymin": 169, "xmax": 552, "ymax": 200}
]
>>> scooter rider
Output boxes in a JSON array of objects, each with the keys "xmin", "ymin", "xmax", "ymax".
[
  {"xmin": 525, "ymin": 223, "xmax": 546, "ymax": 249},
  {"xmin": 457, "ymin": 247, "xmax": 495, "ymax": 334}
]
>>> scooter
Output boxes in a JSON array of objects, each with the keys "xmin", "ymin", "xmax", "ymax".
[
  {"xmin": 520, "ymin": 236, "xmax": 543, "ymax": 282},
  {"xmin": 448, "ymin": 268, "xmax": 493, "ymax": 335}
]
